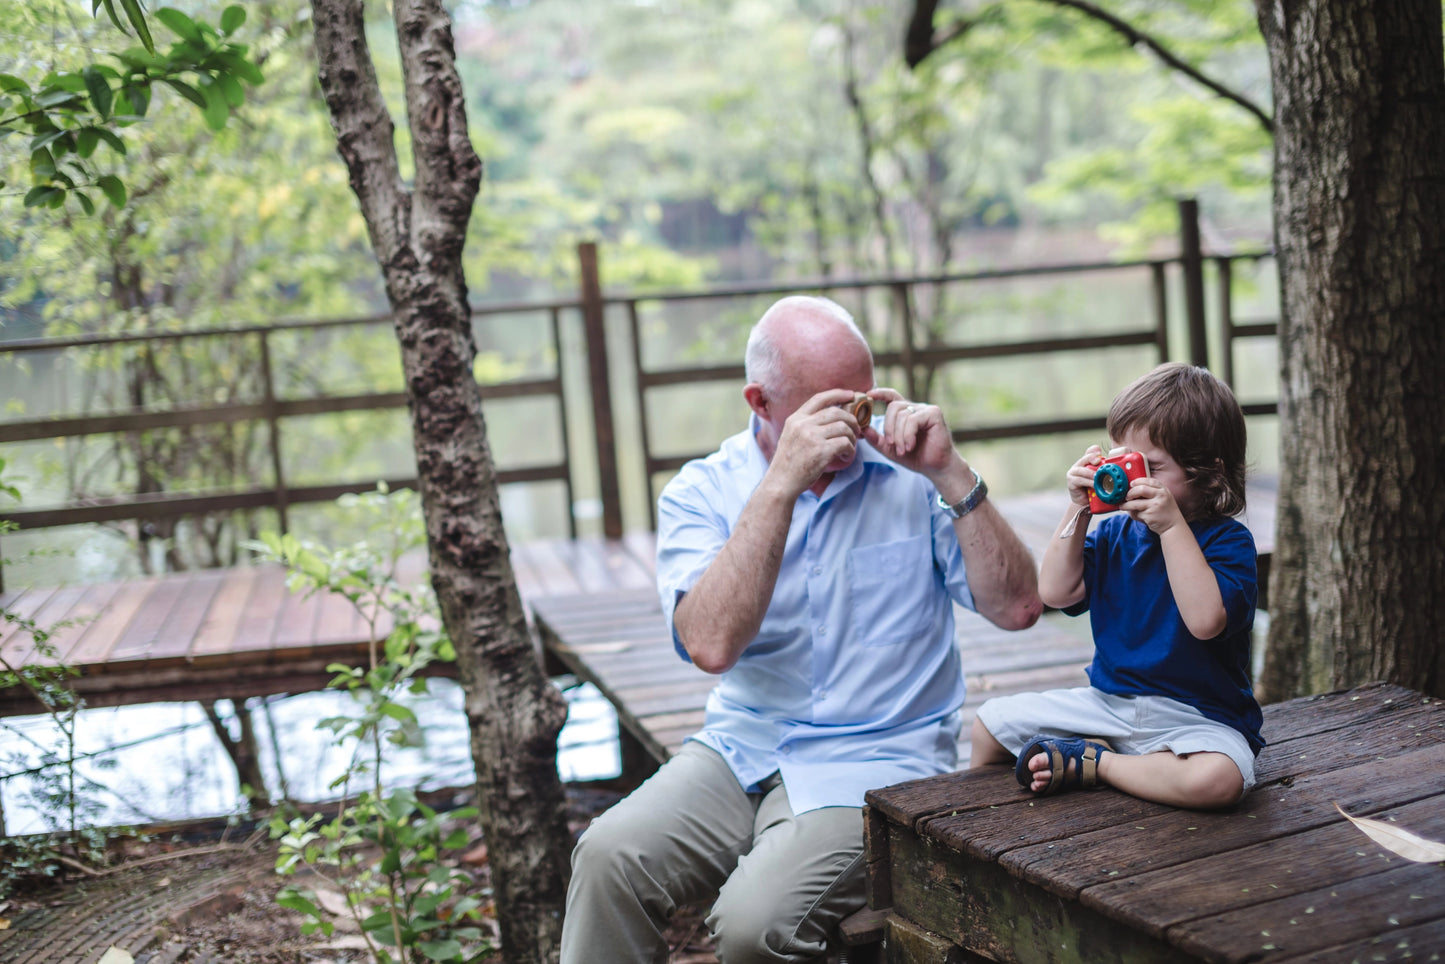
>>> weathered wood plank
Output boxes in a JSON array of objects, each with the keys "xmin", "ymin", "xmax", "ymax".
[
  {"xmin": 1077, "ymin": 794, "xmax": 1445, "ymax": 943},
  {"xmin": 1168, "ymin": 857, "xmax": 1445, "ymax": 963},
  {"xmin": 1001, "ymin": 742, "xmax": 1445, "ymax": 901}
]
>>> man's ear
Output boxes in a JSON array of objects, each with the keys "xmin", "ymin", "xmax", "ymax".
[{"xmin": 743, "ymin": 383, "xmax": 767, "ymax": 418}]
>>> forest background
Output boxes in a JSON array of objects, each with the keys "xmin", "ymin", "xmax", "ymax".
[{"xmin": 0, "ymin": 0, "xmax": 1278, "ymax": 833}]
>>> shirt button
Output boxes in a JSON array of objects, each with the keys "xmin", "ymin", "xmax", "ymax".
[
  {"xmin": 818, "ymin": 626, "xmax": 827, "ymax": 636},
  {"xmin": 818, "ymin": 689, "xmax": 828, "ymax": 699},
  {"xmin": 780, "ymin": 745, "xmax": 791, "ymax": 755},
  {"xmin": 812, "ymin": 566, "xmax": 823, "ymax": 575}
]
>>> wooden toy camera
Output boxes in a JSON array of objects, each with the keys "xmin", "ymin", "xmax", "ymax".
[{"xmin": 1089, "ymin": 450, "xmax": 1147, "ymax": 514}]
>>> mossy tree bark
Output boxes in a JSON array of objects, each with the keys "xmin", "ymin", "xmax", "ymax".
[
  {"xmin": 1255, "ymin": 0, "xmax": 1445, "ymax": 701},
  {"xmin": 310, "ymin": 2, "xmax": 572, "ymax": 960}
]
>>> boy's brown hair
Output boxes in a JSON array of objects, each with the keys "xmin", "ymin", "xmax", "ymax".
[{"xmin": 1106, "ymin": 362, "xmax": 1248, "ymax": 518}]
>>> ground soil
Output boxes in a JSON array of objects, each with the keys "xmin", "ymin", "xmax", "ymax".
[{"xmin": 0, "ymin": 785, "xmax": 717, "ymax": 964}]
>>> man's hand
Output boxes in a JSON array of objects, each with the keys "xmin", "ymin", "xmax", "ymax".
[
  {"xmin": 863, "ymin": 390, "xmax": 960, "ymax": 481},
  {"xmin": 765, "ymin": 388, "xmax": 864, "ymax": 498}
]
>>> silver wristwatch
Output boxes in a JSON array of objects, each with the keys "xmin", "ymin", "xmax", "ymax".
[{"xmin": 937, "ymin": 473, "xmax": 988, "ymax": 519}]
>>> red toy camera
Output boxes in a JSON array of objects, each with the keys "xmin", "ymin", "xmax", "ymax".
[{"xmin": 1088, "ymin": 450, "xmax": 1148, "ymax": 514}]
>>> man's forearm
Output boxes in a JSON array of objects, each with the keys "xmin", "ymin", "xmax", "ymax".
[
  {"xmin": 674, "ymin": 482, "xmax": 796, "ymax": 674},
  {"xmin": 952, "ymin": 500, "xmax": 1043, "ymax": 631}
]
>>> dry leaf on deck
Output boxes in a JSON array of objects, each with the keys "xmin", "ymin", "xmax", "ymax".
[
  {"xmin": 1334, "ymin": 802, "xmax": 1445, "ymax": 863},
  {"xmin": 96, "ymin": 947, "xmax": 135, "ymax": 964}
]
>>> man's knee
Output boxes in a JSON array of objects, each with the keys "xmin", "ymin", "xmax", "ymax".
[{"xmin": 707, "ymin": 851, "xmax": 864, "ymax": 964}]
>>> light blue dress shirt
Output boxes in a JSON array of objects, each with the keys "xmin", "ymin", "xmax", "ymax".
[{"xmin": 656, "ymin": 415, "xmax": 976, "ymax": 814}]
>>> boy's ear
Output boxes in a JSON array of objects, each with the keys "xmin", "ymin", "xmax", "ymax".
[{"xmin": 743, "ymin": 383, "xmax": 767, "ymax": 417}]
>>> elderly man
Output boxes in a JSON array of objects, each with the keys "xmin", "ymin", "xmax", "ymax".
[{"xmin": 561, "ymin": 295, "xmax": 1041, "ymax": 964}]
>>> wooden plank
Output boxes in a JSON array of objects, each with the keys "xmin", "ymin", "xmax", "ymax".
[
  {"xmin": 221, "ymin": 564, "xmax": 291, "ymax": 659},
  {"xmin": 1077, "ymin": 794, "xmax": 1445, "ymax": 943},
  {"xmin": 187, "ymin": 564, "xmax": 258, "ymax": 658},
  {"xmin": 1000, "ymin": 742, "xmax": 1445, "ymax": 901},
  {"xmin": 143, "ymin": 567, "xmax": 228, "ymax": 663},
  {"xmin": 61, "ymin": 580, "xmax": 155, "ymax": 667},
  {"xmin": 105, "ymin": 574, "xmax": 192, "ymax": 663},
  {"xmin": 0, "ymin": 586, "xmax": 57, "ymax": 657},
  {"xmin": 0, "ymin": 583, "xmax": 87, "ymax": 667},
  {"xmin": 1169, "ymin": 857, "xmax": 1445, "ymax": 962},
  {"xmin": 43, "ymin": 580, "xmax": 124, "ymax": 665}
]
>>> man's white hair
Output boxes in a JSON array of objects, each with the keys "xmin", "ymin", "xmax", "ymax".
[{"xmin": 744, "ymin": 296, "xmax": 869, "ymax": 392}]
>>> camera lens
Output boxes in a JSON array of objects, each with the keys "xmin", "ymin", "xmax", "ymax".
[{"xmin": 1093, "ymin": 462, "xmax": 1129, "ymax": 505}]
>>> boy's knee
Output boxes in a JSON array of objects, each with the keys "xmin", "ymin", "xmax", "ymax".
[{"xmin": 1184, "ymin": 753, "xmax": 1245, "ymax": 809}]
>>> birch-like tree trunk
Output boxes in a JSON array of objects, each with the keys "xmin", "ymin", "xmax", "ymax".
[
  {"xmin": 310, "ymin": 2, "xmax": 571, "ymax": 959},
  {"xmin": 1255, "ymin": 0, "xmax": 1445, "ymax": 701}
]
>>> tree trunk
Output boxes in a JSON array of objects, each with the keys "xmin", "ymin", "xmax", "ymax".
[
  {"xmin": 1255, "ymin": 0, "xmax": 1445, "ymax": 701},
  {"xmin": 310, "ymin": 2, "xmax": 573, "ymax": 960},
  {"xmin": 202, "ymin": 699, "xmax": 271, "ymax": 811}
]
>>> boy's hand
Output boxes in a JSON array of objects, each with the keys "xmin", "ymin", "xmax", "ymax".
[
  {"xmin": 1123, "ymin": 477, "xmax": 1187, "ymax": 535},
  {"xmin": 1067, "ymin": 445, "xmax": 1104, "ymax": 508}
]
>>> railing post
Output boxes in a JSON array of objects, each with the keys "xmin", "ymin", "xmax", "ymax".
[
  {"xmin": 1217, "ymin": 256, "xmax": 1236, "ymax": 389},
  {"xmin": 260, "ymin": 331, "xmax": 289, "ymax": 534},
  {"xmin": 1178, "ymin": 198, "xmax": 1209, "ymax": 369},
  {"xmin": 577, "ymin": 242, "xmax": 624, "ymax": 540}
]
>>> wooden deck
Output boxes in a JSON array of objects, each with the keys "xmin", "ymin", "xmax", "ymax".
[
  {"xmin": 863, "ymin": 681, "xmax": 1445, "ymax": 963},
  {"xmin": 0, "ymin": 480, "xmax": 1274, "ymax": 731},
  {"xmin": 0, "ymin": 536, "xmax": 657, "ymax": 717}
]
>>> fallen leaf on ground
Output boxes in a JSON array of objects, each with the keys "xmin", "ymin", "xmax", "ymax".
[
  {"xmin": 1335, "ymin": 802, "xmax": 1445, "ymax": 863},
  {"xmin": 97, "ymin": 948, "xmax": 134, "ymax": 964},
  {"xmin": 461, "ymin": 843, "xmax": 488, "ymax": 866}
]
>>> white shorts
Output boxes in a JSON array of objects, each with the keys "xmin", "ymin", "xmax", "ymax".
[{"xmin": 975, "ymin": 686, "xmax": 1256, "ymax": 792}]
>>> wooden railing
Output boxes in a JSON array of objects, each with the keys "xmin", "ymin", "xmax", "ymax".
[{"xmin": 0, "ymin": 201, "xmax": 1278, "ymax": 588}]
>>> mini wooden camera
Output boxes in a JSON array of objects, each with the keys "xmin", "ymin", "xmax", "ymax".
[{"xmin": 1089, "ymin": 450, "xmax": 1147, "ymax": 514}]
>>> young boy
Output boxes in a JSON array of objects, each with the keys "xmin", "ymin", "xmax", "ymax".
[{"xmin": 972, "ymin": 363, "xmax": 1262, "ymax": 809}]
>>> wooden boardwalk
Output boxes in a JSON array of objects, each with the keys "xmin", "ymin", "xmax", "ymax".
[
  {"xmin": 864, "ymin": 682, "xmax": 1445, "ymax": 962},
  {"xmin": 0, "ymin": 536, "xmax": 657, "ymax": 717},
  {"xmin": 0, "ymin": 480, "xmax": 1274, "ymax": 735}
]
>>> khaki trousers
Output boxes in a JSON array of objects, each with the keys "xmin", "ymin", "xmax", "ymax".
[{"xmin": 560, "ymin": 741, "xmax": 867, "ymax": 964}]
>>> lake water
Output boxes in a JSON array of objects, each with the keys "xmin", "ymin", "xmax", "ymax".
[{"xmin": 0, "ymin": 679, "xmax": 620, "ymax": 836}]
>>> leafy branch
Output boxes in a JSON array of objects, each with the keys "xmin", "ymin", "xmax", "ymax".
[
  {"xmin": 904, "ymin": 0, "xmax": 1273, "ymax": 135},
  {"xmin": 0, "ymin": 4, "xmax": 263, "ymax": 213}
]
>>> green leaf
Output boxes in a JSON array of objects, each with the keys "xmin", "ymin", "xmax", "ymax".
[
  {"xmin": 442, "ymin": 828, "xmax": 471, "ymax": 849},
  {"xmin": 201, "ymin": 84, "xmax": 229, "ymax": 131},
  {"xmin": 118, "ymin": 0, "xmax": 156, "ymax": 52},
  {"xmin": 31, "ymin": 130, "xmax": 71, "ymax": 152},
  {"xmin": 0, "ymin": 73, "xmax": 32, "ymax": 94},
  {"xmin": 275, "ymin": 887, "xmax": 321, "ymax": 918},
  {"xmin": 220, "ymin": 5, "xmax": 246, "ymax": 34},
  {"xmin": 75, "ymin": 191, "xmax": 95, "ymax": 216},
  {"xmin": 76, "ymin": 128, "xmax": 100, "ymax": 157},
  {"xmin": 83, "ymin": 67, "xmax": 114, "ymax": 119},
  {"xmin": 23, "ymin": 186, "xmax": 61, "ymax": 208},
  {"xmin": 96, "ymin": 174, "xmax": 126, "ymax": 208},
  {"xmin": 94, "ymin": 127, "xmax": 126, "ymax": 155},
  {"xmin": 35, "ymin": 87, "xmax": 83, "ymax": 109},
  {"xmin": 162, "ymin": 77, "xmax": 207, "ymax": 110},
  {"xmin": 418, "ymin": 939, "xmax": 463, "ymax": 962},
  {"xmin": 154, "ymin": 7, "xmax": 203, "ymax": 45},
  {"xmin": 216, "ymin": 71, "xmax": 245, "ymax": 108}
]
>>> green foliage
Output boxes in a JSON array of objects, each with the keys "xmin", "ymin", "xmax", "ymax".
[
  {"xmin": 0, "ymin": 4, "xmax": 262, "ymax": 213},
  {"xmin": 253, "ymin": 486, "xmax": 491, "ymax": 964},
  {"xmin": 0, "ymin": 460, "xmax": 118, "ymax": 898}
]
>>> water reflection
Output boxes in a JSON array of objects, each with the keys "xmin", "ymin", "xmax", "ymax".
[{"xmin": 0, "ymin": 680, "xmax": 620, "ymax": 836}]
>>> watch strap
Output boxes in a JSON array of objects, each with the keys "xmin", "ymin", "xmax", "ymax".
[{"xmin": 938, "ymin": 473, "xmax": 988, "ymax": 519}]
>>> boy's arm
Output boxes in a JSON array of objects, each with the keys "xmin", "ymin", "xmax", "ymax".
[
  {"xmin": 1124, "ymin": 476, "xmax": 1229, "ymax": 639},
  {"xmin": 1039, "ymin": 506, "xmax": 1088, "ymax": 609},
  {"xmin": 1158, "ymin": 527, "xmax": 1228, "ymax": 639},
  {"xmin": 1038, "ymin": 446, "xmax": 1102, "ymax": 610}
]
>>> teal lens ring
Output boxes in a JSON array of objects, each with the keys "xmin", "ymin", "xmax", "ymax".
[{"xmin": 1093, "ymin": 462, "xmax": 1130, "ymax": 505}]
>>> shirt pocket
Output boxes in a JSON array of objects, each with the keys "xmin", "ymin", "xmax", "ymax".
[{"xmin": 847, "ymin": 535, "xmax": 936, "ymax": 646}]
